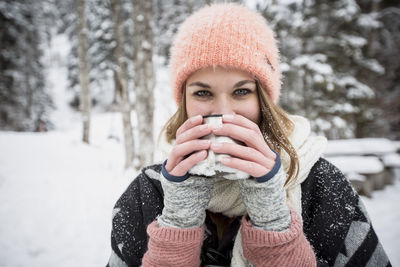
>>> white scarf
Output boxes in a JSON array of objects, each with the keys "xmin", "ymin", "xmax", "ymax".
[{"xmin": 155, "ymin": 115, "xmax": 327, "ymax": 266}]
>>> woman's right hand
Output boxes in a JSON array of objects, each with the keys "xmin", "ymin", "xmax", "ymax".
[
  {"xmin": 165, "ymin": 114, "xmax": 212, "ymax": 176},
  {"xmin": 159, "ymin": 115, "xmax": 215, "ymax": 229}
]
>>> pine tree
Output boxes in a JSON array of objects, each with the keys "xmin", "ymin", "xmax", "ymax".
[
  {"xmin": 260, "ymin": 0, "xmax": 384, "ymax": 139},
  {"xmin": 356, "ymin": 0, "xmax": 400, "ymax": 139},
  {"xmin": 0, "ymin": 0, "xmax": 54, "ymax": 131},
  {"xmin": 62, "ymin": 0, "xmax": 118, "ymax": 109}
]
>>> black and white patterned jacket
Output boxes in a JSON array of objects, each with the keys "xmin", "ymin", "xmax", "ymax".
[{"xmin": 106, "ymin": 158, "xmax": 392, "ymax": 267}]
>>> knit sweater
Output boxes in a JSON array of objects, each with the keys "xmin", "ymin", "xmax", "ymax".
[
  {"xmin": 142, "ymin": 209, "xmax": 314, "ymax": 266},
  {"xmin": 106, "ymin": 158, "xmax": 392, "ymax": 267}
]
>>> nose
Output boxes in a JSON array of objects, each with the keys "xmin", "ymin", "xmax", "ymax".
[{"xmin": 211, "ymin": 95, "xmax": 235, "ymax": 115}]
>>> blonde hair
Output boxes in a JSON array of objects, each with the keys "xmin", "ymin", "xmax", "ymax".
[{"xmin": 160, "ymin": 81, "xmax": 299, "ymax": 185}]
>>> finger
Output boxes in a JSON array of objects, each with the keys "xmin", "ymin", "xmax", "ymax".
[
  {"xmin": 176, "ymin": 115, "xmax": 203, "ymax": 137},
  {"xmin": 176, "ymin": 123, "xmax": 212, "ymax": 145},
  {"xmin": 220, "ymin": 114, "xmax": 276, "ymax": 159},
  {"xmin": 210, "ymin": 142, "xmax": 275, "ymax": 170},
  {"xmin": 222, "ymin": 114, "xmax": 261, "ymax": 134},
  {"xmin": 212, "ymin": 123, "xmax": 274, "ymax": 158},
  {"xmin": 170, "ymin": 150, "xmax": 208, "ymax": 176},
  {"xmin": 220, "ymin": 156, "xmax": 269, "ymax": 178},
  {"xmin": 167, "ymin": 139, "xmax": 211, "ymax": 170}
]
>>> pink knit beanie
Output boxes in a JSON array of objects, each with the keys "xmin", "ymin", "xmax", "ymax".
[{"xmin": 169, "ymin": 3, "xmax": 282, "ymax": 104}]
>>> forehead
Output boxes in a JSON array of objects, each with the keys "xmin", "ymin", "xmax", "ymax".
[{"xmin": 186, "ymin": 66, "xmax": 255, "ymax": 84}]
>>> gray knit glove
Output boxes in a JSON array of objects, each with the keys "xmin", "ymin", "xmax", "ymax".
[
  {"xmin": 158, "ymin": 160, "xmax": 214, "ymax": 228},
  {"xmin": 238, "ymin": 154, "xmax": 291, "ymax": 232}
]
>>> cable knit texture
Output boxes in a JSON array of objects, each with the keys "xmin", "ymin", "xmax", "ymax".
[
  {"xmin": 142, "ymin": 221, "xmax": 204, "ymax": 267},
  {"xmin": 169, "ymin": 3, "xmax": 282, "ymax": 104}
]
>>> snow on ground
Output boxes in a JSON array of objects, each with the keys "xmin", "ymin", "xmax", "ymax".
[
  {"xmin": 0, "ymin": 34, "xmax": 136, "ymax": 267},
  {"xmin": 0, "ymin": 114, "xmax": 135, "ymax": 267}
]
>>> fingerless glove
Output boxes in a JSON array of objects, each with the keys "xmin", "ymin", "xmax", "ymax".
[
  {"xmin": 238, "ymin": 156, "xmax": 290, "ymax": 232},
  {"xmin": 158, "ymin": 160, "xmax": 214, "ymax": 228}
]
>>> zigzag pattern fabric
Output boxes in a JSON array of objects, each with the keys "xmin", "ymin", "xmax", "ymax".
[{"xmin": 334, "ymin": 199, "xmax": 390, "ymax": 267}]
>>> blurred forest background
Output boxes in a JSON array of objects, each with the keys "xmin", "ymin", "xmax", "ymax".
[{"xmin": 1, "ymin": 0, "xmax": 399, "ymax": 170}]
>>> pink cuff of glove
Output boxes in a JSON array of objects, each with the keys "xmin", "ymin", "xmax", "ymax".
[
  {"xmin": 142, "ymin": 221, "xmax": 204, "ymax": 267},
  {"xmin": 241, "ymin": 209, "xmax": 300, "ymax": 247},
  {"xmin": 241, "ymin": 209, "xmax": 316, "ymax": 267},
  {"xmin": 147, "ymin": 220, "xmax": 204, "ymax": 241}
]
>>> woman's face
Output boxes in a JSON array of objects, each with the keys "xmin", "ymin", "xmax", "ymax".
[{"xmin": 185, "ymin": 66, "xmax": 260, "ymax": 124}]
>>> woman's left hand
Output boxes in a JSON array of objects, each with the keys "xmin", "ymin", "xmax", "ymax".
[
  {"xmin": 210, "ymin": 114, "xmax": 276, "ymax": 178},
  {"xmin": 210, "ymin": 114, "xmax": 290, "ymax": 232}
]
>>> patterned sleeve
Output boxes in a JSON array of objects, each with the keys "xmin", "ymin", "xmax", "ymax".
[
  {"xmin": 301, "ymin": 158, "xmax": 392, "ymax": 267},
  {"xmin": 106, "ymin": 166, "xmax": 164, "ymax": 267},
  {"xmin": 333, "ymin": 198, "xmax": 391, "ymax": 267}
]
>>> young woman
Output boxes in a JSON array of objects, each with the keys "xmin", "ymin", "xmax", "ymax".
[{"xmin": 107, "ymin": 3, "xmax": 391, "ymax": 267}]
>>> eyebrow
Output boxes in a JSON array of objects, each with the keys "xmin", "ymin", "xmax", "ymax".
[
  {"xmin": 187, "ymin": 82, "xmax": 211, "ymax": 88},
  {"xmin": 187, "ymin": 80, "xmax": 255, "ymax": 89},
  {"xmin": 233, "ymin": 80, "xmax": 256, "ymax": 88}
]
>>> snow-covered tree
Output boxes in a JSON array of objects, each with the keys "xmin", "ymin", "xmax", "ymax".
[
  {"xmin": 61, "ymin": 0, "xmax": 118, "ymax": 109},
  {"xmin": 259, "ymin": 0, "xmax": 384, "ymax": 139},
  {"xmin": 0, "ymin": 0, "xmax": 54, "ymax": 131},
  {"xmin": 356, "ymin": 0, "xmax": 400, "ymax": 139}
]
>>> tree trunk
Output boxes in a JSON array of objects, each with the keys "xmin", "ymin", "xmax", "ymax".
[
  {"xmin": 132, "ymin": 0, "xmax": 155, "ymax": 169},
  {"xmin": 367, "ymin": 0, "xmax": 380, "ymax": 58},
  {"xmin": 111, "ymin": 0, "xmax": 135, "ymax": 169},
  {"xmin": 76, "ymin": 0, "xmax": 91, "ymax": 143}
]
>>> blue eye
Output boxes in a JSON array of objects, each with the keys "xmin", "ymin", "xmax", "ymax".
[
  {"xmin": 234, "ymin": 88, "xmax": 251, "ymax": 96},
  {"xmin": 194, "ymin": 90, "xmax": 212, "ymax": 97}
]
